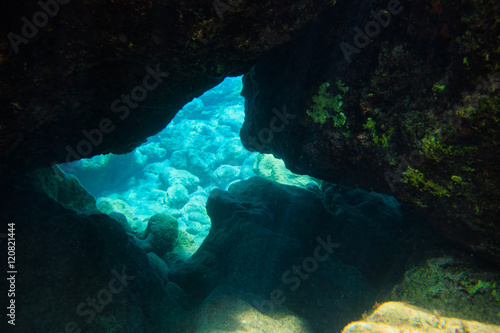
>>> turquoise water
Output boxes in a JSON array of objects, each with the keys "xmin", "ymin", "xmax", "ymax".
[{"xmin": 62, "ymin": 76, "xmax": 254, "ymax": 245}]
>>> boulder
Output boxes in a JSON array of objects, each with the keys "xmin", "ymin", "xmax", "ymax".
[
  {"xmin": 159, "ymin": 167, "xmax": 200, "ymax": 192},
  {"xmin": 342, "ymin": 302, "xmax": 500, "ymax": 333},
  {"xmin": 0, "ymin": 177, "xmax": 183, "ymax": 332},
  {"xmin": 215, "ymin": 137, "xmax": 249, "ymax": 166},
  {"xmin": 170, "ymin": 149, "xmax": 216, "ymax": 182},
  {"xmin": 252, "ymin": 153, "xmax": 320, "ymax": 189},
  {"xmin": 217, "ymin": 105, "xmax": 246, "ymax": 132},
  {"xmin": 212, "ymin": 165, "xmax": 241, "ymax": 187},
  {"xmin": 96, "ymin": 197, "xmax": 142, "ymax": 232},
  {"xmin": 137, "ymin": 213, "xmax": 179, "ymax": 257},
  {"xmin": 168, "ymin": 177, "xmax": 376, "ymax": 332},
  {"xmin": 166, "ymin": 184, "xmax": 190, "ymax": 209}
]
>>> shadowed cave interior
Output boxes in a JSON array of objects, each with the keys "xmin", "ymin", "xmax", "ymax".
[{"xmin": 1, "ymin": 1, "xmax": 499, "ymax": 332}]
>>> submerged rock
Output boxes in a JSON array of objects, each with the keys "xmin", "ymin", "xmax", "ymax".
[
  {"xmin": 215, "ymin": 137, "xmax": 249, "ymax": 166},
  {"xmin": 169, "ymin": 177, "xmax": 377, "ymax": 332},
  {"xmin": 0, "ymin": 0, "xmax": 335, "ymax": 175},
  {"xmin": 0, "ymin": 176, "xmax": 183, "ymax": 332},
  {"xmin": 96, "ymin": 197, "xmax": 143, "ymax": 232},
  {"xmin": 389, "ymin": 256, "xmax": 500, "ymax": 325},
  {"xmin": 217, "ymin": 105, "xmax": 246, "ymax": 132},
  {"xmin": 166, "ymin": 183, "xmax": 190, "ymax": 209},
  {"xmin": 159, "ymin": 167, "xmax": 200, "ymax": 193},
  {"xmin": 31, "ymin": 165, "xmax": 97, "ymax": 214},
  {"xmin": 342, "ymin": 302, "xmax": 500, "ymax": 333},
  {"xmin": 212, "ymin": 164, "xmax": 241, "ymax": 187},
  {"xmin": 252, "ymin": 153, "xmax": 320, "ymax": 189},
  {"xmin": 239, "ymin": 0, "xmax": 500, "ymax": 265},
  {"xmin": 137, "ymin": 213, "xmax": 179, "ymax": 257}
]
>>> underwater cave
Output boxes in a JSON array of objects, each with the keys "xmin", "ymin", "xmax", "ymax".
[{"xmin": 1, "ymin": 0, "xmax": 500, "ymax": 332}]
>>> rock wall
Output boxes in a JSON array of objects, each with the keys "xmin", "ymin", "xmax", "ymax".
[
  {"xmin": 0, "ymin": 0, "xmax": 334, "ymax": 174},
  {"xmin": 239, "ymin": 0, "xmax": 500, "ymax": 265}
]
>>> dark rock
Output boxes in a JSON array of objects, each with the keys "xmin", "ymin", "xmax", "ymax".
[
  {"xmin": 147, "ymin": 252, "xmax": 170, "ymax": 288},
  {"xmin": 389, "ymin": 255, "xmax": 500, "ymax": 325},
  {"xmin": 169, "ymin": 176, "xmax": 430, "ymax": 332},
  {"xmin": 168, "ymin": 177, "xmax": 460, "ymax": 331},
  {"xmin": 137, "ymin": 213, "xmax": 179, "ymax": 257},
  {"xmin": 0, "ymin": 0, "xmax": 335, "ymax": 174},
  {"xmin": 30, "ymin": 165, "xmax": 97, "ymax": 215},
  {"xmin": 108, "ymin": 212, "xmax": 136, "ymax": 235},
  {"xmin": 239, "ymin": 0, "xmax": 500, "ymax": 265},
  {"xmin": 0, "ymin": 176, "xmax": 183, "ymax": 332},
  {"xmin": 169, "ymin": 177, "xmax": 333, "ymax": 299}
]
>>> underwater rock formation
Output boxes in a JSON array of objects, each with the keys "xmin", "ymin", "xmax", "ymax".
[
  {"xmin": 168, "ymin": 176, "xmax": 441, "ymax": 332},
  {"xmin": 240, "ymin": 0, "xmax": 500, "ymax": 265},
  {"xmin": 168, "ymin": 177, "xmax": 338, "ymax": 301},
  {"xmin": 0, "ymin": 0, "xmax": 335, "ymax": 174},
  {"xmin": 389, "ymin": 256, "xmax": 500, "ymax": 325},
  {"xmin": 136, "ymin": 213, "xmax": 179, "ymax": 257},
  {"xmin": 30, "ymin": 165, "xmax": 97, "ymax": 215},
  {"xmin": 0, "ymin": 174, "xmax": 184, "ymax": 332},
  {"xmin": 253, "ymin": 153, "xmax": 320, "ymax": 189},
  {"xmin": 1, "ymin": 166, "xmax": 496, "ymax": 332},
  {"xmin": 342, "ymin": 301, "xmax": 500, "ymax": 333},
  {"xmin": 1, "ymin": 0, "xmax": 499, "ymax": 331}
]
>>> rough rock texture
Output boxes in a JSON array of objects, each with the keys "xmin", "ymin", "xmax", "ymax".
[
  {"xmin": 30, "ymin": 165, "xmax": 97, "ymax": 214},
  {"xmin": 388, "ymin": 256, "xmax": 500, "ymax": 325},
  {"xmin": 136, "ymin": 213, "xmax": 179, "ymax": 257},
  {"xmin": 168, "ymin": 176, "xmax": 441, "ymax": 332},
  {"xmin": 97, "ymin": 197, "xmax": 143, "ymax": 232},
  {"xmin": 253, "ymin": 153, "xmax": 320, "ymax": 189},
  {"xmin": 239, "ymin": 0, "xmax": 500, "ymax": 265},
  {"xmin": 0, "ymin": 0, "xmax": 335, "ymax": 174},
  {"xmin": 169, "ymin": 177, "xmax": 338, "ymax": 299},
  {"xmin": 342, "ymin": 301, "xmax": 500, "ymax": 333},
  {"xmin": 0, "ymin": 174, "xmax": 183, "ymax": 332},
  {"xmin": 159, "ymin": 167, "xmax": 200, "ymax": 193}
]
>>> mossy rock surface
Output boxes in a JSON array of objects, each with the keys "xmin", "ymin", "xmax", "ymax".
[
  {"xmin": 390, "ymin": 256, "xmax": 500, "ymax": 324},
  {"xmin": 240, "ymin": 0, "xmax": 500, "ymax": 264}
]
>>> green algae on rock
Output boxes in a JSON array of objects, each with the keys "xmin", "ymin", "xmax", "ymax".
[
  {"xmin": 390, "ymin": 256, "xmax": 500, "ymax": 325},
  {"xmin": 342, "ymin": 301, "xmax": 500, "ymax": 333}
]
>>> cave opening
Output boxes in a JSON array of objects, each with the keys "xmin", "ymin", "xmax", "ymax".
[
  {"xmin": 59, "ymin": 75, "xmax": 316, "ymax": 249},
  {"xmin": 60, "ymin": 76, "xmax": 249, "ymax": 247}
]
